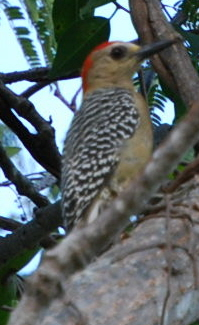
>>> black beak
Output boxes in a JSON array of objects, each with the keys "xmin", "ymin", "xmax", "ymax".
[{"xmin": 135, "ymin": 39, "xmax": 175, "ymax": 60}]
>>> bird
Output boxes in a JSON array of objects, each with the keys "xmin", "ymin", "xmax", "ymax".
[{"xmin": 61, "ymin": 39, "xmax": 174, "ymax": 232}]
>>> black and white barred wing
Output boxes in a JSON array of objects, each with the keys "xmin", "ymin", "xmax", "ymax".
[{"xmin": 62, "ymin": 88, "xmax": 139, "ymax": 231}]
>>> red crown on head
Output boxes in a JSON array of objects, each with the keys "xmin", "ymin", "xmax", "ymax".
[{"xmin": 81, "ymin": 41, "xmax": 118, "ymax": 93}]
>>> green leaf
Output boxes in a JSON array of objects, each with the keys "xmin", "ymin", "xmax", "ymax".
[
  {"xmin": 0, "ymin": 275, "xmax": 18, "ymax": 325},
  {"xmin": 1, "ymin": 1, "xmax": 55, "ymax": 66},
  {"xmin": 0, "ymin": 247, "xmax": 39, "ymax": 281},
  {"xmin": 2, "ymin": 4, "xmax": 42, "ymax": 67},
  {"xmin": 4, "ymin": 6, "xmax": 24, "ymax": 19},
  {"xmin": 23, "ymin": 0, "xmax": 39, "ymax": 22},
  {"xmin": 52, "ymin": 0, "xmax": 88, "ymax": 42},
  {"xmin": 0, "ymin": 124, "xmax": 6, "ymax": 140},
  {"xmin": 50, "ymin": 184, "xmax": 60, "ymax": 200},
  {"xmin": 22, "ymin": 0, "xmax": 56, "ymax": 64},
  {"xmin": 15, "ymin": 26, "xmax": 29, "ymax": 36},
  {"xmin": 80, "ymin": 0, "xmax": 113, "ymax": 17},
  {"xmin": 180, "ymin": 0, "xmax": 199, "ymax": 30},
  {"xmin": 148, "ymin": 83, "xmax": 168, "ymax": 125},
  {"xmin": 159, "ymin": 78, "xmax": 186, "ymax": 122},
  {"xmin": 184, "ymin": 31, "xmax": 199, "ymax": 56},
  {"xmin": 5, "ymin": 146, "xmax": 21, "ymax": 158},
  {"xmin": 0, "ymin": 246, "xmax": 39, "ymax": 324},
  {"xmin": 34, "ymin": 2, "xmax": 56, "ymax": 64},
  {"xmin": 50, "ymin": 16, "xmax": 110, "ymax": 78},
  {"xmin": 181, "ymin": 147, "xmax": 195, "ymax": 164}
]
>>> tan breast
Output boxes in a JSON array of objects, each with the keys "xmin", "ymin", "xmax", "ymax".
[{"xmin": 109, "ymin": 92, "xmax": 153, "ymax": 192}]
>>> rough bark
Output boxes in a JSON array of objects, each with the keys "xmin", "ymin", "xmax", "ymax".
[{"xmin": 8, "ymin": 178, "xmax": 199, "ymax": 325}]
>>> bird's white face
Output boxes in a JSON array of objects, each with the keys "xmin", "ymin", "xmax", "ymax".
[
  {"xmin": 92, "ymin": 42, "xmax": 142, "ymax": 71},
  {"xmin": 83, "ymin": 42, "xmax": 142, "ymax": 94}
]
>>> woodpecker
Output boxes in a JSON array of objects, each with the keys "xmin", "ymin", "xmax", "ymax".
[{"xmin": 62, "ymin": 40, "xmax": 174, "ymax": 231}]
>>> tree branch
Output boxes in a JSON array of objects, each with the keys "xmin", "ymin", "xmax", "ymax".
[
  {"xmin": 0, "ymin": 141, "xmax": 49, "ymax": 207},
  {"xmin": 0, "ymin": 81, "xmax": 54, "ymax": 135},
  {"xmin": 0, "ymin": 68, "xmax": 79, "ymax": 84},
  {"xmin": 21, "ymin": 81, "xmax": 51, "ymax": 98},
  {"xmin": 0, "ymin": 216, "xmax": 22, "ymax": 231},
  {"xmin": 0, "ymin": 91, "xmax": 61, "ymax": 178},
  {"xmin": 0, "ymin": 201, "xmax": 62, "ymax": 267}
]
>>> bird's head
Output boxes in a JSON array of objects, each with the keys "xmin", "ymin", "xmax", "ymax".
[{"xmin": 81, "ymin": 40, "xmax": 174, "ymax": 94}]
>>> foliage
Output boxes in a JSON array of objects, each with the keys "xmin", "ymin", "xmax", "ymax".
[
  {"xmin": 50, "ymin": 16, "xmax": 110, "ymax": 78},
  {"xmin": 0, "ymin": 246, "xmax": 39, "ymax": 325},
  {"xmin": 0, "ymin": 124, "xmax": 21, "ymax": 157},
  {"xmin": 181, "ymin": 0, "xmax": 199, "ymax": 29},
  {"xmin": 1, "ymin": 0, "xmax": 55, "ymax": 67},
  {"xmin": 148, "ymin": 84, "xmax": 168, "ymax": 126}
]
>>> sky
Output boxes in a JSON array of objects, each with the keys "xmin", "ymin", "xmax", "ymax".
[{"xmin": 0, "ymin": 0, "xmax": 175, "ymax": 274}]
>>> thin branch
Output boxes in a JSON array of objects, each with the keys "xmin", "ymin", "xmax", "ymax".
[
  {"xmin": 21, "ymin": 81, "xmax": 51, "ymax": 98},
  {"xmin": 138, "ymin": 68, "xmax": 148, "ymax": 101},
  {"xmin": 54, "ymin": 83, "xmax": 72, "ymax": 111},
  {"xmin": 0, "ymin": 68, "xmax": 79, "ymax": 84},
  {"xmin": 54, "ymin": 83, "xmax": 82, "ymax": 113},
  {"xmin": 0, "ymin": 201, "xmax": 62, "ymax": 267},
  {"xmin": 1, "ymin": 305, "xmax": 14, "ymax": 312},
  {"xmin": 9, "ymin": 186, "xmax": 27, "ymax": 222},
  {"xmin": 164, "ymin": 156, "xmax": 199, "ymax": 193},
  {"xmin": 0, "ymin": 171, "xmax": 49, "ymax": 187},
  {"xmin": 0, "ymin": 141, "xmax": 49, "ymax": 207},
  {"xmin": 0, "ymin": 216, "xmax": 22, "ymax": 231},
  {"xmin": 0, "ymin": 80, "xmax": 52, "ymax": 133},
  {"xmin": 0, "ymin": 91, "xmax": 61, "ymax": 178},
  {"xmin": 172, "ymin": 9, "xmax": 187, "ymax": 25},
  {"xmin": 114, "ymin": 1, "xmax": 130, "ymax": 13},
  {"xmin": 161, "ymin": 2, "xmax": 173, "ymax": 21},
  {"xmin": 70, "ymin": 86, "xmax": 82, "ymax": 112}
]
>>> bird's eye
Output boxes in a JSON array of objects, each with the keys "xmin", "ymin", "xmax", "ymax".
[{"xmin": 110, "ymin": 46, "xmax": 127, "ymax": 60}]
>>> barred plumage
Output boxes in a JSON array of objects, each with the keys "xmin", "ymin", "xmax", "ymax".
[{"xmin": 62, "ymin": 87, "xmax": 140, "ymax": 231}]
